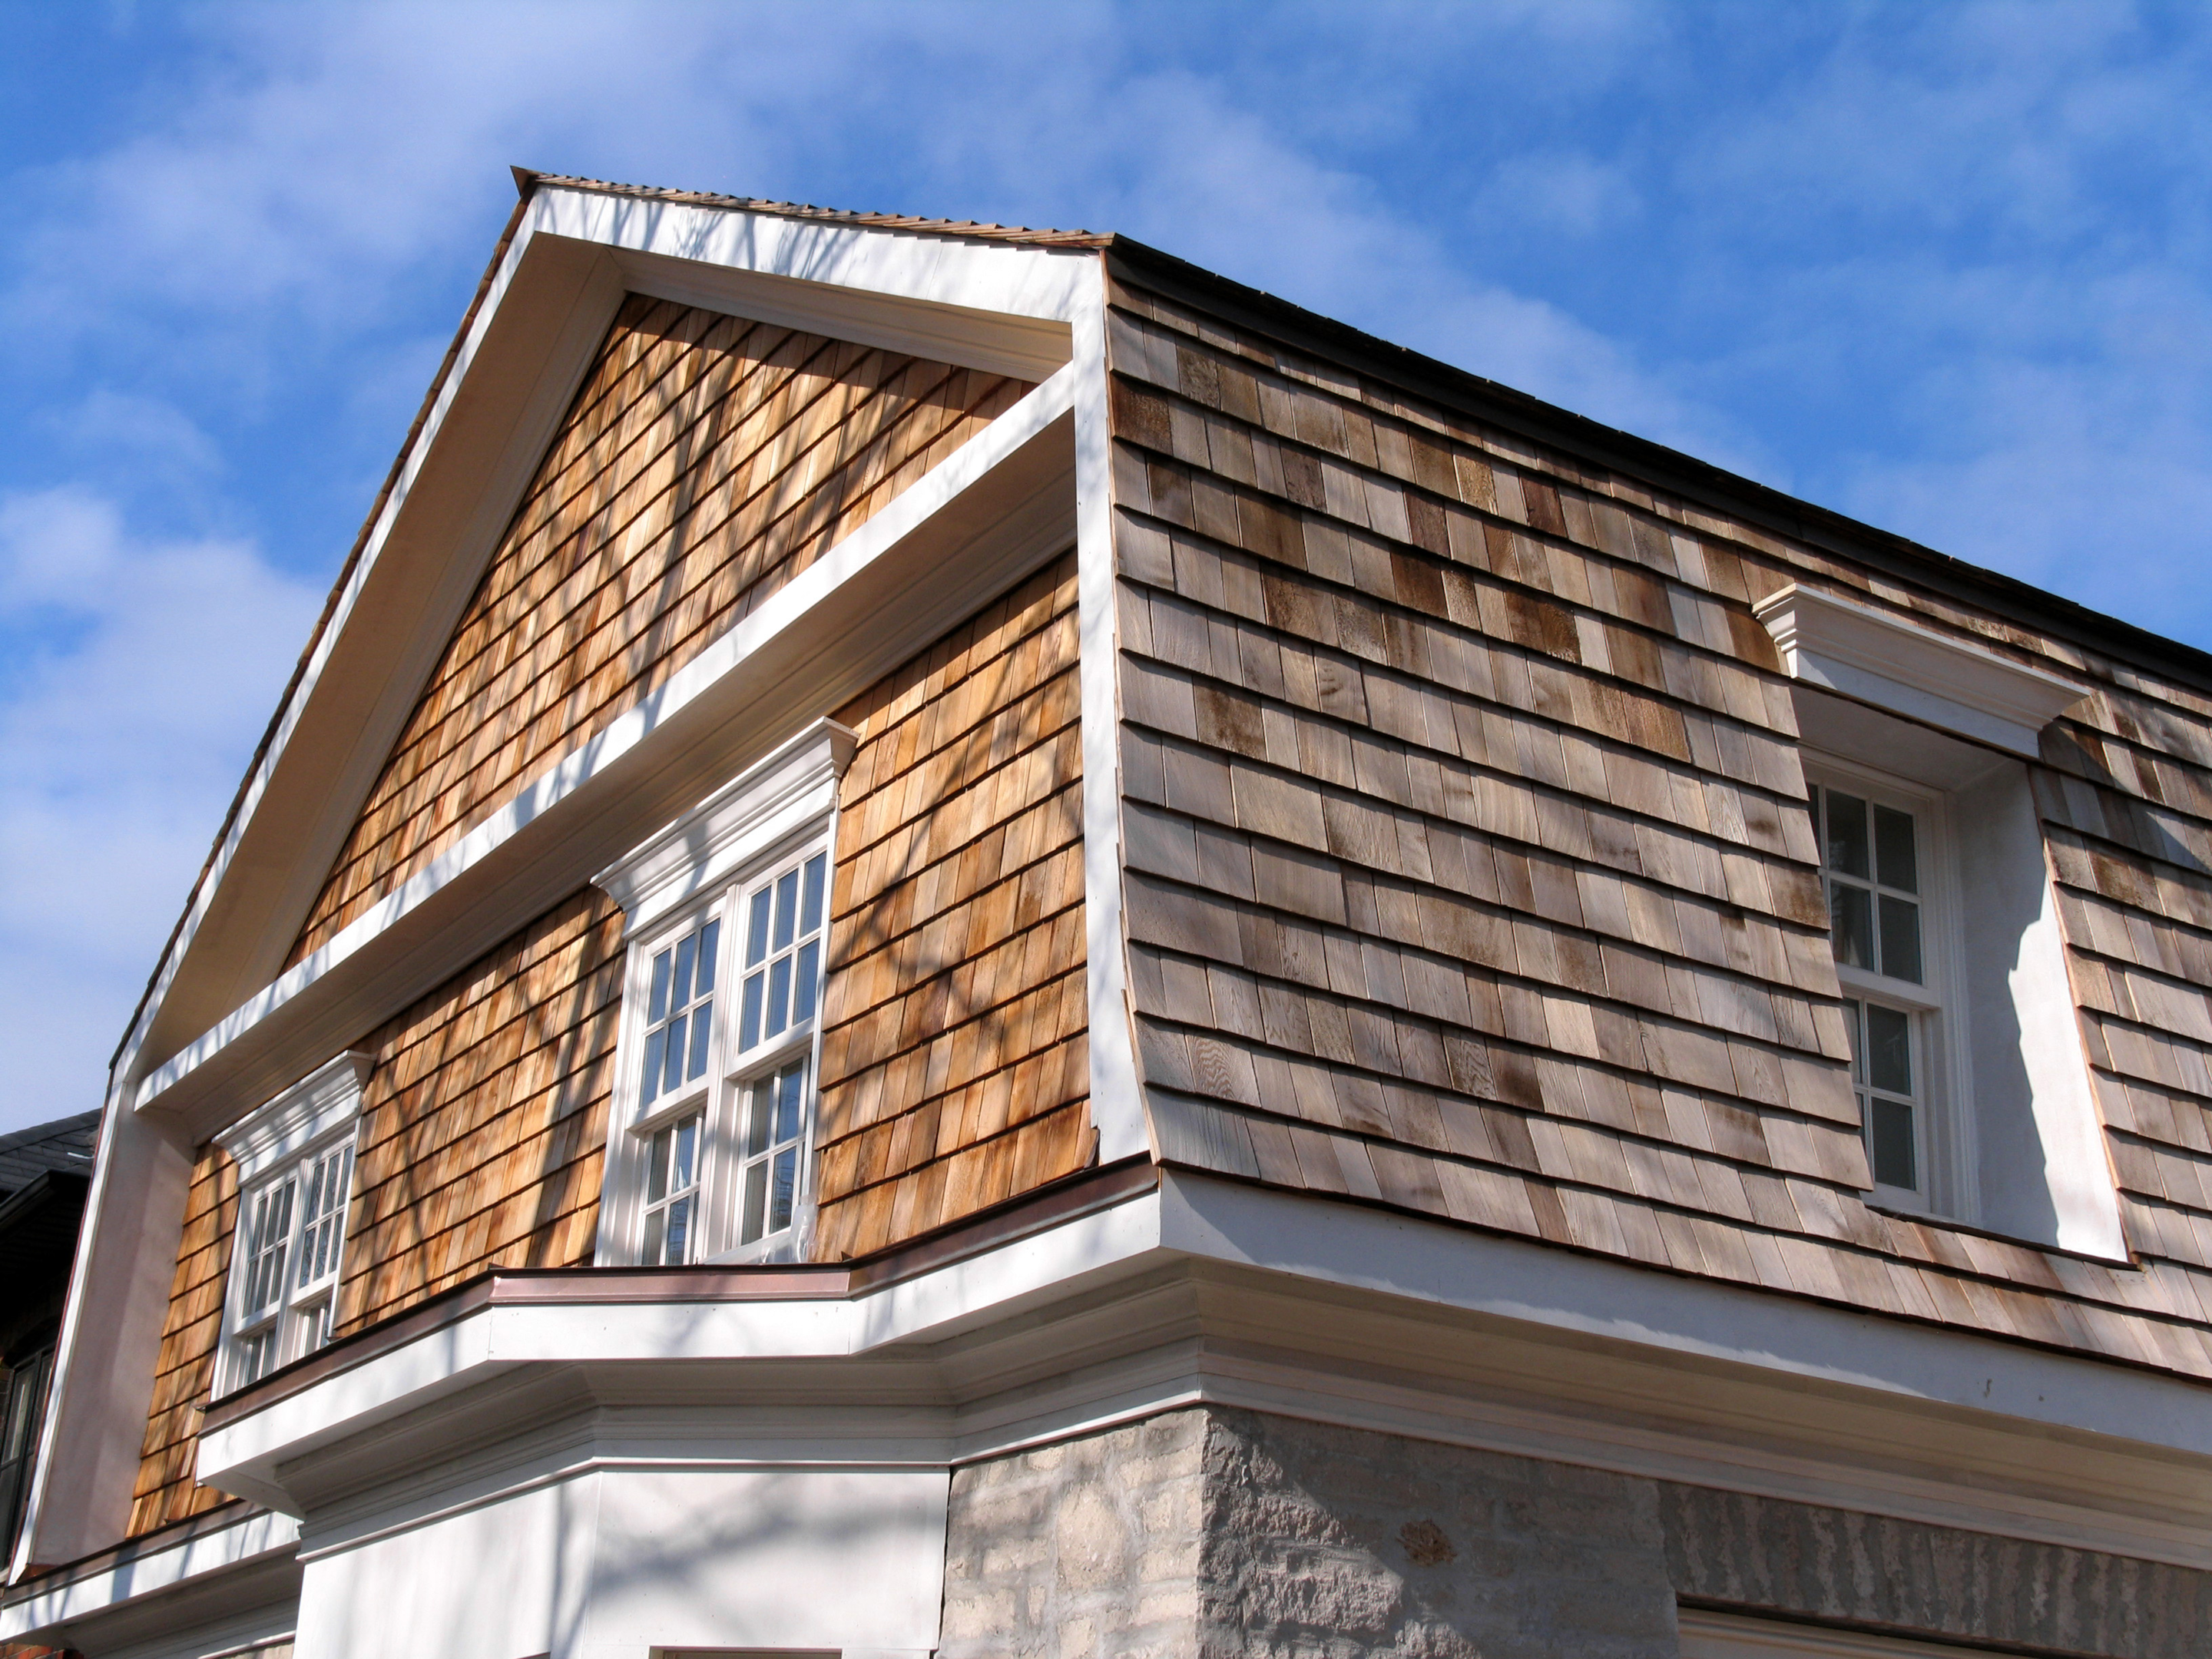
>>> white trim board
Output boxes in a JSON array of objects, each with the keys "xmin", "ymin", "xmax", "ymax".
[
  {"xmin": 192, "ymin": 1174, "xmax": 2212, "ymax": 1566},
  {"xmin": 1755, "ymin": 583, "xmax": 2086, "ymax": 756},
  {"xmin": 134, "ymin": 366, "xmax": 1078, "ymax": 1131}
]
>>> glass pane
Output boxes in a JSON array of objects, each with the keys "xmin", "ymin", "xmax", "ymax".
[
  {"xmin": 775, "ymin": 1064, "xmax": 804, "ymax": 1144},
  {"xmin": 1830, "ymin": 882, "xmax": 1873, "ymax": 970},
  {"xmin": 664, "ymin": 1194, "xmax": 692, "ymax": 1264},
  {"xmin": 648, "ymin": 947, "xmax": 673, "ymax": 1023},
  {"xmin": 643, "ymin": 1207, "xmax": 665, "ymax": 1264},
  {"xmin": 1842, "ymin": 998, "xmax": 1863, "ymax": 1084},
  {"xmin": 1879, "ymin": 895, "xmax": 1923, "ymax": 985},
  {"xmin": 1870, "ymin": 1096, "xmax": 1918, "ymax": 1189},
  {"xmin": 672, "ymin": 933, "xmax": 697, "ymax": 1013},
  {"xmin": 770, "ymin": 1147, "xmax": 796, "ymax": 1233},
  {"xmin": 1824, "ymin": 791, "xmax": 1870, "ymax": 878},
  {"xmin": 767, "ymin": 955, "xmax": 791, "ymax": 1038},
  {"xmin": 801, "ymin": 855, "xmax": 826, "ymax": 935},
  {"xmin": 741, "ymin": 1160, "xmax": 767, "ymax": 1244},
  {"xmin": 747, "ymin": 889, "xmax": 772, "ymax": 967},
  {"xmin": 662, "ymin": 1013, "xmax": 688, "ymax": 1096},
  {"xmin": 687, "ymin": 998, "xmax": 714, "ymax": 1081},
  {"xmin": 647, "ymin": 1128, "xmax": 670, "ymax": 1202},
  {"xmin": 1873, "ymin": 805, "xmax": 1918, "ymax": 893},
  {"xmin": 740, "ymin": 972, "xmax": 763, "ymax": 1050},
  {"xmin": 774, "ymin": 869, "xmax": 800, "ymax": 952},
  {"xmin": 792, "ymin": 940, "xmax": 820, "ymax": 1027},
  {"xmin": 674, "ymin": 1116, "xmax": 697, "ymax": 1190},
  {"xmin": 696, "ymin": 919, "xmax": 720, "ymax": 995},
  {"xmin": 641, "ymin": 1027, "xmax": 667, "ymax": 1104},
  {"xmin": 747, "ymin": 1081, "xmax": 773, "ymax": 1157},
  {"xmin": 1866, "ymin": 1003, "xmax": 1912, "ymax": 1094}
]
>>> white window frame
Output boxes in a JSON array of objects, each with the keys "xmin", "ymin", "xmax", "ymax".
[
  {"xmin": 214, "ymin": 1051, "xmax": 371, "ymax": 1396},
  {"xmin": 594, "ymin": 720, "xmax": 856, "ymax": 1268},
  {"xmin": 1805, "ymin": 755, "xmax": 1973, "ymax": 1217}
]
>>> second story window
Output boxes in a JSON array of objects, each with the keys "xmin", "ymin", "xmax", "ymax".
[
  {"xmin": 592, "ymin": 720, "xmax": 855, "ymax": 1270},
  {"xmin": 1811, "ymin": 775, "xmax": 1949, "ymax": 1207},
  {"xmin": 216, "ymin": 1054, "xmax": 370, "ymax": 1393}
]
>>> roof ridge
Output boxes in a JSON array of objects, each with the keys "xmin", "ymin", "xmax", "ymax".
[{"xmin": 515, "ymin": 169, "xmax": 1117, "ymax": 250}]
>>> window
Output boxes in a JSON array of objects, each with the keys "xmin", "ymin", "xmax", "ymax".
[
  {"xmin": 216, "ymin": 1054, "xmax": 370, "ymax": 1393},
  {"xmin": 1812, "ymin": 780, "xmax": 1941, "ymax": 1200},
  {"xmin": 0, "ymin": 1344, "xmax": 53, "ymax": 1564},
  {"xmin": 592, "ymin": 720, "xmax": 855, "ymax": 1268}
]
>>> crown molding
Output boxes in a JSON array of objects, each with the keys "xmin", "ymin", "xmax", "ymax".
[
  {"xmin": 591, "ymin": 718, "xmax": 856, "ymax": 939},
  {"xmin": 214, "ymin": 1053, "xmax": 373, "ymax": 1184}
]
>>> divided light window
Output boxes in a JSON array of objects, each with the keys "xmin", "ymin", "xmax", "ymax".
[
  {"xmin": 224, "ymin": 1122, "xmax": 359, "ymax": 1392},
  {"xmin": 1812, "ymin": 777, "xmax": 1942, "ymax": 1200},
  {"xmin": 624, "ymin": 846, "xmax": 831, "ymax": 1265}
]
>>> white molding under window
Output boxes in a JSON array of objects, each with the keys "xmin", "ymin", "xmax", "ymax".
[{"xmin": 1755, "ymin": 583, "xmax": 2085, "ymax": 756}]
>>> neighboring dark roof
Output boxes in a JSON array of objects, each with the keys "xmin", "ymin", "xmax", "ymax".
[{"xmin": 0, "ymin": 1112, "xmax": 97, "ymax": 1198}]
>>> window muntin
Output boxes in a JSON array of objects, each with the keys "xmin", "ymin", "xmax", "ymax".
[
  {"xmin": 641, "ymin": 1111, "xmax": 703, "ymax": 1266},
  {"xmin": 227, "ymin": 1134, "xmax": 356, "ymax": 1391},
  {"xmin": 1811, "ymin": 775, "xmax": 1945, "ymax": 1204},
  {"xmin": 738, "ymin": 853, "xmax": 827, "ymax": 1054},
  {"xmin": 641, "ymin": 916, "xmax": 720, "ymax": 1112},
  {"xmin": 740, "ymin": 1061, "xmax": 809, "ymax": 1247},
  {"xmin": 619, "ymin": 842, "xmax": 831, "ymax": 1265}
]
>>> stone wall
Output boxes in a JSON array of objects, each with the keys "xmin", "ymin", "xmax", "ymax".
[
  {"xmin": 941, "ymin": 1412, "xmax": 1207, "ymax": 1659},
  {"xmin": 939, "ymin": 1407, "xmax": 2212, "ymax": 1659}
]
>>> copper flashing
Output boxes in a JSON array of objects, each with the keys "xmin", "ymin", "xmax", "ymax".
[{"xmin": 199, "ymin": 1156, "xmax": 1158, "ymax": 1435}]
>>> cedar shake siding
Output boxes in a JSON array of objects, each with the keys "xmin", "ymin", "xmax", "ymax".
[
  {"xmin": 1104, "ymin": 269, "xmax": 2212, "ymax": 1379},
  {"xmin": 127, "ymin": 1141, "xmax": 238, "ymax": 1536},
  {"xmin": 332, "ymin": 888, "xmax": 621, "ymax": 1333},
  {"xmin": 126, "ymin": 888, "xmax": 621, "ymax": 1538},
  {"xmin": 290, "ymin": 296, "xmax": 1035, "ymax": 964},
  {"xmin": 813, "ymin": 552, "xmax": 1091, "ymax": 1259}
]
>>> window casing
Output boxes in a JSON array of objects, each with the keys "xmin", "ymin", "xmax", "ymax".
[
  {"xmin": 593, "ymin": 720, "xmax": 855, "ymax": 1269},
  {"xmin": 215, "ymin": 1054, "xmax": 369, "ymax": 1395}
]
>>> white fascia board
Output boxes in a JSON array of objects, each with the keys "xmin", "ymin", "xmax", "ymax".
[
  {"xmin": 1068, "ymin": 243, "xmax": 1146, "ymax": 1165},
  {"xmin": 532, "ymin": 186, "xmax": 1091, "ymax": 369},
  {"xmin": 114, "ymin": 186, "xmax": 1091, "ymax": 1114},
  {"xmin": 134, "ymin": 364, "xmax": 1076, "ymax": 1118},
  {"xmin": 1155, "ymin": 1169, "xmax": 2212, "ymax": 1461},
  {"xmin": 1755, "ymin": 582, "xmax": 2087, "ymax": 755},
  {"xmin": 194, "ymin": 1181, "xmax": 1169, "ymax": 1508},
  {"xmin": 0, "ymin": 1508, "xmax": 299, "ymax": 1645}
]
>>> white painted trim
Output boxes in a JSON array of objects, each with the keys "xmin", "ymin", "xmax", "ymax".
[
  {"xmin": 35, "ymin": 185, "xmax": 1098, "ymax": 1579},
  {"xmin": 1069, "ymin": 254, "xmax": 1145, "ymax": 1164},
  {"xmin": 214, "ymin": 1054, "xmax": 372, "ymax": 1185},
  {"xmin": 0, "ymin": 1508, "xmax": 300, "ymax": 1644},
  {"xmin": 1755, "ymin": 584, "xmax": 2085, "ymax": 756},
  {"xmin": 134, "ymin": 365, "xmax": 1075, "ymax": 1118},
  {"xmin": 591, "ymin": 720, "xmax": 855, "ymax": 942}
]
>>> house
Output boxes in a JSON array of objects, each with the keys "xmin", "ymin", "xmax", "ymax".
[
  {"xmin": 0, "ymin": 1111, "xmax": 98, "ymax": 1573},
  {"xmin": 4, "ymin": 169, "xmax": 2210, "ymax": 1659}
]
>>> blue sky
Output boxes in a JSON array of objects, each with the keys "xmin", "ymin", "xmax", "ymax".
[{"xmin": 2, "ymin": 0, "xmax": 2209, "ymax": 1132}]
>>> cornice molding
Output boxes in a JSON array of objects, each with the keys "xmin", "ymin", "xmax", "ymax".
[
  {"xmin": 1754, "ymin": 582, "xmax": 2087, "ymax": 755},
  {"xmin": 214, "ymin": 1053, "xmax": 372, "ymax": 1183},
  {"xmin": 592, "ymin": 719, "xmax": 856, "ymax": 938}
]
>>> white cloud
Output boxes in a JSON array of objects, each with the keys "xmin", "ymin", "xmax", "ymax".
[{"xmin": 0, "ymin": 490, "xmax": 318, "ymax": 1127}]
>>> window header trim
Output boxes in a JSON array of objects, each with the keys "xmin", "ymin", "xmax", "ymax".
[
  {"xmin": 591, "ymin": 718, "xmax": 856, "ymax": 940},
  {"xmin": 214, "ymin": 1053, "xmax": 373, "ymax": 1184},
  {"xmin": 1756, "ymin": 583, "xmax": 2085, "ymax": 756}
]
